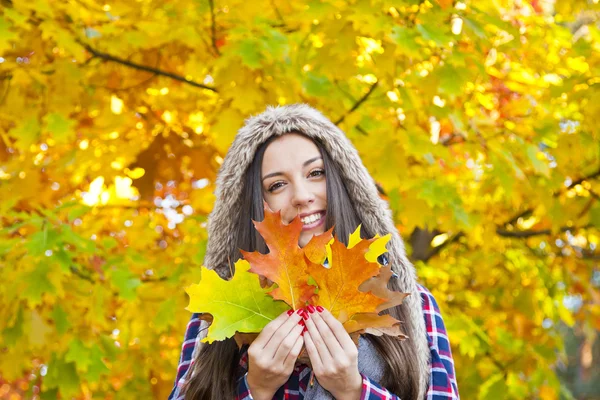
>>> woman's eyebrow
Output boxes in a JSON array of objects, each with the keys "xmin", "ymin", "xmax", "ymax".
[
  {"xmin": 261, "ymin": 156, "xmax": 323, "ymax": 182},
  {"xmin": 303, "ymin": 156, "xmax": 322, "ymax": 167}
]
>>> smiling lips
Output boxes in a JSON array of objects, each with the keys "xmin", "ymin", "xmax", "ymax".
[{"xmin": 299, "ymin": 211, "xmax": 326, "ymax": 231}]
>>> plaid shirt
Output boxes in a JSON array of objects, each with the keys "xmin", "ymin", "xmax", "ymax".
[{"xmin": 169, "ymin": 284, "xmax": 459, "ymax": 400}]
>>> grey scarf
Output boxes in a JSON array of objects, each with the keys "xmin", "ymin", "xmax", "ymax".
[{"xmin": 303, "ymin": 336, "xmax": 387, "ymax": 399}]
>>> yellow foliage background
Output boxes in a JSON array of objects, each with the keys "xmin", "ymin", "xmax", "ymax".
[{"xmin": 1, "ymin": 0, "xmax": 599, "ymax": 398}]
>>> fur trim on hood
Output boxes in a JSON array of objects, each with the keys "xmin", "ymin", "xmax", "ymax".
[{"xmin": 204, "ymin": 103, "xmax": 429, "ymax": 397}]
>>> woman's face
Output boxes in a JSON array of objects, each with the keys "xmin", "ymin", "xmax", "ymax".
[{"xmin": 261, "ymin": 134, "xmax": 327, "ymax": 248}]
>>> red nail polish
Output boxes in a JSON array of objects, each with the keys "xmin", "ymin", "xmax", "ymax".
[
  {"xmin": 307, "ymin": 305, "xmax": 315, "ymax": 313},
  {"xmin": 296, "ymin": 309, "xmax": 304, "ymax": 315},
  {"xmin": 302, "ymin": 312, "xmax": 309, "ymax": 320},
  {"xmin": 303, "ymin": 327, "xmax": 307, "ymax": 333},
  {"xmin": 298, "ymin": 320, "xmax": 305, "ymax": 326},
  {"xmin": 287, "ymin": 309, "xmax": 294, "ymax": 316},
  {"xmin": 316, "ymin": 306, "xmax": 324, "ymax": 312}
]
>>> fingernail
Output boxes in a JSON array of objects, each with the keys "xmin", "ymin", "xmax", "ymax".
[
  {"xmin": 307, "ymin": 305, "xmax": 315, "ymax": 313},
  {"xmin": 287, "ymin": 309, "xmax": 294, "ymax": 316},
  {"xmin": 302, "ymin": 312, "xmax": 309, "ymax": 320},
  {"xmin": 316, "ymin": 306, "xmax": 324, "ymax": 313},
  {"xmin": 296, "ymin": 309, "xmax": 304, "ymax": 315},
  {"xmin": 303, "ymin": 327, "xmax": 307, "ymax": 333},
  {"xmin": 298, "ymin": 320, "xmax": 305, "ymax": 326}
]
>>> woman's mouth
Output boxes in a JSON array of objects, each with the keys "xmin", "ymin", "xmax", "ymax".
[{"xmin": 299, "ymin": 211, "xmax": 326, "ymax": 231}]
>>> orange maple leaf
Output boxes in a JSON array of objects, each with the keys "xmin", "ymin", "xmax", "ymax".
[
  {"xmin": 307, "ymin": 237, "xmax": 387, "ymax": 319},
  {"xmin": 240, "ymin": 204, "xmax": 332, "ymax": 310}
]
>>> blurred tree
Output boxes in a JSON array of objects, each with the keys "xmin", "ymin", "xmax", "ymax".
[{"xmin": 0, "ymin": 0, "xmax": 599, "ymax": 398}]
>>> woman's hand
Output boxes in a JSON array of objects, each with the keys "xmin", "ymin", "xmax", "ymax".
[
  {"xmin": 303, "ymin": 306, "xmax": 363, "ymax": 400},
  {"xmin": 246, "ymin": 309, "xmax": 305, "ymax": 400}
]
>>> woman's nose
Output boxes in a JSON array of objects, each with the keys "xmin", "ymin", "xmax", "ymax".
[{"xmin": 291, "ymin": 183, "xmax": 315, "ymax": 208}]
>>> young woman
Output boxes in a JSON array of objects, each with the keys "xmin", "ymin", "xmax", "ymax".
[{"xmin": 168, "ymin": 104, "xmax": 459, "ymax": 400}]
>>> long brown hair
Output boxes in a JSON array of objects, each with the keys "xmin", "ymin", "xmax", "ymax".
[{"xmin": 183, "ymin": 133, "xmax": 420, "ymax": 399}]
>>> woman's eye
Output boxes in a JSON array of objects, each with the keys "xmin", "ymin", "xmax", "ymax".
[
  {"xmin": 268, "ymin": 182, "xmax": 284, "ymax": 192},
  {"xmin": 309, "ymin": 169, "xmax": 325, "ymax": 177}
]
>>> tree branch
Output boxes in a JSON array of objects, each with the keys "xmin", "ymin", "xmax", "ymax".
[
  {"xmin": 355, "ymin": 125, "xmax": 368, "ymax": 136},
  {"xmin": 70, "ymin": 266, "xmax": 94, "ymax": 283},
  {"xmin": 503, "ymin": 209, "xmax": 534, "ymax": 227},
  {"xmin": 270, "ymin": 0, "xmax": 286, "ymax": 25},
  {"xmin": 141, "ymin": 276, "xmax": 168, "ymax": 283},
  {"xmin": 496, "ymin": 224, "xmax": 592, "ymax": 238},
  {"xmin": 208, "ymin": 0, "xmax": 221, "ymax": 56},
  {"xmin": 80, "ymin": 42, "xmax": 218, "ymax": 92},
  {"xmin": 424, "ymin": 232, "xmax": 464, "ymax": 262},
  {"xmin": 335, "ymin": 81, "xmax": 378, "ymax": 125},
  {"xmin": 565, "ymin": 167, "xmax": 600, "ymax": 191},
  {"xmin": 496, "ymin": 228, "xmax": 552, "ymax": 238},
  {"xmin": 501, "ymin": 166, "xmax": 600, "ymax": 228}
]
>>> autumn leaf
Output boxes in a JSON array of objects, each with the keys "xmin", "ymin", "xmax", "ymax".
[
  {"xmin": 358, "ymin": 264, "xmax": 410, "ymax": 313},
  {"xmin": 307, "ymin": 226, "xmax": 388, "ymax": 319},
  {"xmin": 185, "ymin": 259, "xmax": 290, "ymax": 343},
  {"xmin": 304, "ymin": 227, "xmax": 334, "ymax": 264},
  {"xmin": 343, "ymin": 313, "xmax": 407, "ymax": 340},
  {"xmin": 347, "ymin": 227, "xmax": 391, "ymax": 263},
  {"xmin": 240, "ymin": 203, "xmax": 330, "ymax": 309}
]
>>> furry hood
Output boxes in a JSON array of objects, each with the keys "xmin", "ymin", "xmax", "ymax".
[{"xmin": 204, "ymin": 103, "xmax": 429, "ymax": 396}]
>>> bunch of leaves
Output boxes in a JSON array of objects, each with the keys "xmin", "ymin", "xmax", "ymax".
[{"xmin": 185, "ymin": 205, "xmax": 408, "ymax": 343}]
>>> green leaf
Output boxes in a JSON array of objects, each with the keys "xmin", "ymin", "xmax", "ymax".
[
  {"xmin": 398, "ymin": 86, "xmax": 416, "ymax": 111},
  {"xmin": 66, "ymin": 204, "xmax": 91, "ymax": 221},
  {"xmin": 526, "ymin": 145, "xmax": 550, "ymax": 177},
  {"xmin": 84, "ymin": 344, "xmax": 109, "ymax": 382},
  {"xmin": 263, "ymin": 29, "xmax": 289, "ymax": 60},
  {"xmin": 438, "ymin": 64, "xmax": 470, "ymax": 96},
  {"xmin": 417, "ymin": 23, "xmax": 451, "ymax": 46},
  {"xmin": 479, "ymin": 373, "xmax": 507, "ymax": 400},
  {"xmin": 10, "ymin": 117, "xmax": 41, "ymax": 151},
  {"xmin": 54, "ymin": 249, "xmax": 73, "ymax": 272},
  {"xmin": 0, "ymin": 16, "xmax": 18, "ymax": 53},
  {"xmin": 24, "ymin": 264, "xmax": 56, "ymax": 305},
  {"xmin": 463, "ymin": 16, "xmax": 487, "ymax": 39},
  {"xmin": 40, "ymin": 388, "xmax": 60, "ymax": 400},
  {"xmin": 390, "ymin": 26, "xmax": 421, "ymax": 57},
  {"xmin": 111, "ymin": 268, "xmax": 141, "ymax": 300},
  {"xmin": 303, "ymin": 72, "xmax": 333, "ymax": 97},
  {"xmin": 44, "ymin": 353, "xmax": 80, "ymax": 397},
  {"xmin": 0, "ymin": 238, "xmax": 19, "ymax": 256},
  {"xmin": 65, "ymin": 339, "xmax": 91, "ymax": 370},
  {"xmin": 102, "ymin": 237, "xmax": 118, "ymax": 250},
  {"xmin": 185, "ymin": 260, "xmax": 290, "ymax": 343},
  {"xmin": 3, "ymin": 307, "xmax": 24, "ymax": 346},
  {"xmin": 52, "ymin": 304, "xmax": 70, "ymax": 335},
  {"xmin": 2, "ymin": 7, "xmax": 29, "ymax": 29},
  {"xmin": 491, "ymin": 145, "xmax": 525, "ymax": 180},
  {"xmin": 590, "ymin": 204, "xmax": 600, "ymax": 228},
  {"xmin": 43, "ymin": 113, "xmax": 76, "ymax": 144},
  {"xmin": 98, "ymin": 334, "xmax": 120, "ymax": 359},
  {"xmin": 61, "ymin": 225, "xmax": 97, "ymax": 253},
  {"xmin": 450, "ymin": 202, "xmax": 472, "ymax": 228},
  {"xmin": 26, "ymin": 227, "xmax": 60, "ymax": 256},
  {"xmin": 153, "ymin": 298, "xmax": 177, "ymax": 330},
  {"xmin": 237, "ymin": 38, "xmax": 263, "ymax": 69}
]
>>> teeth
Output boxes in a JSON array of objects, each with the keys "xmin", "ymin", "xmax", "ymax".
[{"xmin": 301, "ymin": 213, "xmax": 322, "ymax": 224}]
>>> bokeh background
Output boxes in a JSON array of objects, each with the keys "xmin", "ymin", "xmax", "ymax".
[{"xmin": 1, "ymin": 0, "xmax": 600, "ymax": 398}]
